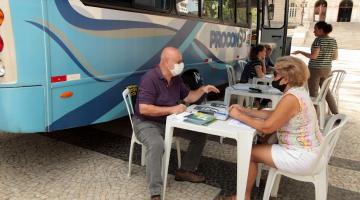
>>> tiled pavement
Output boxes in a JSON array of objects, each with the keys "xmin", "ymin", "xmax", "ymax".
[{"xmin": 0, "ymin": 48, "xmax": 359, "ymax": 200}]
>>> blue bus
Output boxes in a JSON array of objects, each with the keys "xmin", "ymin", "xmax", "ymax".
[{"xmin": 0, "ymin": 0, "xmax": 289, "ymax": 133}]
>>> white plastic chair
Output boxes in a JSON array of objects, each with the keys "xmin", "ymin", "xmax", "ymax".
[
  {"xmin": 122, "ymin": 87, "xmax": 182, "ymax": 177},
  {"xmin": 329, "ymin": 70, "xmax": 346, "ymax": 107},
  {"xmin": 220, "ymin": 65, "xmax": 246, "ymax": 144},
  {"xmin": 225, "ymin": 64, "xmax": 237, "ymax": 86},
  {"xmin": 263, "ymin": 114, "xmax": 348, "ymax": 200},
  {"xmin": 235, "ymin": 60, "xmax": 247, "ymax": 82},
  {"xmin": 312, "ymin": 76, "xmax": 333, "ymax": 130}
]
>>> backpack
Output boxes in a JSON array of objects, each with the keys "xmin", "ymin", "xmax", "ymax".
[{"xmin": 181, "ymin": 69, "xmax": 206, "ymax": 105}]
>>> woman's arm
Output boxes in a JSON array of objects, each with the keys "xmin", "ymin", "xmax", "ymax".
[
  {"xmin": 332, "ymin": 49, "xmax": 338, "ymax": 60},
  {"xmin": 229, "ymin": 94, "xmax": 300, "ymax": 134},
  {"xmin": 229, "ymin": 104, "xmax": 272, "ymax": 119},
  {"xmin": 255, "ymin": 65, "xmax": 265, "ymax": 78},
  {"xmin": 293, "ymin": 49, "xmax": 319, "ymax": 59}
]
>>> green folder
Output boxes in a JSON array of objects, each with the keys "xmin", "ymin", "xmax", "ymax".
[{"xmin": 184, "ymin": 112, "xmax": 216, "ymax": 126}]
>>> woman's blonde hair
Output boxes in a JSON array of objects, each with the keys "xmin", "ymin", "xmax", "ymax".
[{"xmin": 275, "ymin": 56, "xmax": 309, "ymax": 87}]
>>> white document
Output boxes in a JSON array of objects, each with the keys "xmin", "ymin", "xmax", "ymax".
[
  {"xmin": 232, "ymin": 83, "xmax": 250, "ymax": 90},
  {"xmin": 228, "ymin": 118, "xmax": 249, "ymax": 128},
  {"xmin": 265, "ymin": 74, "xmax": 273, "ymax": 79},
  {"xmin": 175, "ymin": 111, "xmax": 191, "ymax": 120}
]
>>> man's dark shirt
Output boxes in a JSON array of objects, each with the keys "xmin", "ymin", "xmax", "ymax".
[{"xmin": 134, "ymin": 67, "xmax": 190, "ymax": 123}]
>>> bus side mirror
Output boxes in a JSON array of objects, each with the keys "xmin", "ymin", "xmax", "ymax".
[{"xmin": 268, "ymin": 4, "xmax": 274, "ymax": 20}]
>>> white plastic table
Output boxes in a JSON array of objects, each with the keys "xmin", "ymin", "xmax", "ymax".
[
  {"xmin": 252, "ymin": 75, "xmax": 273, "ymax": 85},
  {"xmin": 224, "ymin": 83, "xmax": 283, "ymax": 108},
  {"xmin": 162, "ymin": 110, "xmax": 256, "ymax": 200}
]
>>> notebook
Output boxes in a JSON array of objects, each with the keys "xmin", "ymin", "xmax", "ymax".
[{"xmin": 184, "ymin": 112, "xmax": 216, "ymax": 126}]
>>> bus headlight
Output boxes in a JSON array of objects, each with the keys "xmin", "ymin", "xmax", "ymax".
[{"xmin": 0, "ymin": 61, "xmax": 5, "ymax": 77}]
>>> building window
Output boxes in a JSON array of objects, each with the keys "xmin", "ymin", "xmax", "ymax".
[
  {"xmin": 337, "ymin": 0, "xmax": 353, "ymax": 22},
  {"xmin": 289, "ymin": 3, "xmax": 297, "ymax": 18},
  {"xmin": 223, "ymin": 0, "xmax": 235, "ymax": 24},
  {"xmin": 176, "ymin": 0, "xmax": 199, "ymax": 16},
  {"xmin": 202, "ymin": 0, "xmax": 219, "ymax": 20}
]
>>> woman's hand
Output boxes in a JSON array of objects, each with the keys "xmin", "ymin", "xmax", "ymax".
[
  {"xmin": 229, "ymin": 104, "xmax": 243, "ymax": 112},
  {"xmin": 229, "ymin": 105, "xmax": 245, "ymax": 119}
]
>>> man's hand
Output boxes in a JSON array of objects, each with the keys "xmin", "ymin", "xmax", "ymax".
[
  {"xmin": 292, "ymin": 50, "xmax": 301, "ymax": 55},
  {"xmin": 201, "ymin": 85, "xmax": 220, "ymax": 94},
  {"xmin": 171, "ymin": 104, "xmax": 187, "ymax": 114},
  {"xmin": 184, "ymin": 85, "xmax": 219, "ymax": 104}
]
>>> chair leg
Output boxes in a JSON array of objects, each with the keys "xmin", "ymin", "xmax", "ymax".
[
  {"xmin": 141, "ymin": 145, "xmax": 146, "ymax": 166},
  {"xmin": 314, "ymin": 169, "xmax": 328, "ymax": 200},
  {"xmin": 175, "ymin": 140, "xmax": 181, "ymax": 169},
  {"xmin": 128, "ymin": 135, "xmax": 136, "ymax": 177},
  {"xmin": 263, "ymin": 168, "xmax": 277, "ymax": 200},
  {"xmin": 270, "ymin": 173, "xmax": 281, "ymax": 197},
  {"xmin": 256, "ymin": 163, "xmax": 263, "ymax": 187},
  {"xmin": 319, "ymin": 101, "xmax": 325, "ymax": 130}
]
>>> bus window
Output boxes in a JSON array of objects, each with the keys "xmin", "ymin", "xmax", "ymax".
[
  {"xmin": 176, "ymin": 0, "xmax": 199, "ymax": 16},
  {"xmin": 223, "ymin": 0, "xmax": 235, "ymax": 24},
  {"xmin": 202, "ymin": 0, "xmax": 219, "ymax": 20},
  {"xmin": 134, "ymin": 0, "xmax": 170, "ymax": 10},
  {"xmin": 236, "ymin": 0, "xmax": 248, "ymax": 26},
  {"xmin": 263, "ymin": 0, "xmax": 285, "ymax": 28},
  {"xmin": 82, "ymin": 0, "xmax": 170, "ymax": 11}
]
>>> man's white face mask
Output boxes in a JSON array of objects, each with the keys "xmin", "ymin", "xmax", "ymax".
[{"xmin": 170, "ymin": 62, "xmax": 184, "ymax": 77}]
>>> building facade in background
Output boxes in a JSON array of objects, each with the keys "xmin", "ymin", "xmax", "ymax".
[{"xmin": 280, "ymin": 0, "xmax": 360, "ymax": 26}]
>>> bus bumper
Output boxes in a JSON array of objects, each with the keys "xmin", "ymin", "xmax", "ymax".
[{"xmin": 0, "ymin": 86, "xmax": 45, "ymax": 133}]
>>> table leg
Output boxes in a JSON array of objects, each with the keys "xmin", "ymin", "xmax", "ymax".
[
  {"xmin": 224, "ymin": 88, "xmax": 231, "ymax": 106},
  {"xmin": 236, "ymin": 134, "xmax": 254, "ymax": 200},
  {"xmin": 162, "ymin": 124, "xmax": 174, "ymax": 200}
]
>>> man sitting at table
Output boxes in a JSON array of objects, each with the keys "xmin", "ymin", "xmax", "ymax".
[{"xmin": 133, "ymin": 47, "xmax": 219, "ymax": 200}]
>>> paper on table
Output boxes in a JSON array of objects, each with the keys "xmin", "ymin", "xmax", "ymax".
[
  {"xmin": 265, "ymin": 74, "xmax": 273, "ymax": 79},
  {"xmin": 232, "ymin": 84, "xmax": 250, "ymax": 90},
  {"xmin": 175, "ymin": 111, "xmax": 191, "ymax": 120},
  {"xmin": 265, "ymin": 87, "xmax": 283, "ymax": 95},
  {"xmin": 228, "ymin": 118, "xmax": 249, "ymax": 128}
]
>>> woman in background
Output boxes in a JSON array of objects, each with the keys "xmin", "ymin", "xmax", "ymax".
[
  {"xmin": 239, "ymin": 45, "xmax": 267, "ymax": 83},
  {"xmin": 293, "ymin": 21, "xmax": 338, "ymax": 114}
]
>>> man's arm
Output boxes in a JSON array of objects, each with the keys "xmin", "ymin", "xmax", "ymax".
[
  {"xmin": 183, "ymin": 85, "xmax": 219, "ymax": 104},
  {"xmin": 139, "ymin": 104, "xmax": 186, "ymax": 116}
]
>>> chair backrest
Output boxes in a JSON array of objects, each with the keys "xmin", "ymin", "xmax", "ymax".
[
  {"xmin": 329, "ymin": 70, "xmax": 346, "ymax": 97},
  {"xmin": 312, "ymin": 114, "xmax": 348, "ymax": 174},
  {"xmin": 225, "ymin": 64, "xmax": 236, "ymax": 86},
  {"xmin": 314, "ymin": 75, "xmax": 333, "ymax": 103},
  {"xmin": 236, "ymin": 60, "xmax": 247, "ymax": 78},
  {"xmin": 122, "ymin": 85, "xmax": 138, "ymax": 128}
]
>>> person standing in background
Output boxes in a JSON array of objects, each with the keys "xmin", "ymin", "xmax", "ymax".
[
  {"xmin": 293, "ymin": 21, "xmax": 338, "ymax": 114},
  {"xmin": 264, "ymin": 44, "xmax": 274, "ymax": 73}
]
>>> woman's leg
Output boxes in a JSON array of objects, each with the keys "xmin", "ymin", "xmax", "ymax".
[
  {"xmin": 245, "ymin": 144, "xmax": 276, "ymax": 200},
  {"xmin": 221, "ymin": 144, "xmax": 276, "ymax": 200},
  {"xmin": 308, "ymin": 68, "xmax": 321, "ymax": 98}
]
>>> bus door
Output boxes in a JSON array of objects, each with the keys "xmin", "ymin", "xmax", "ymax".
[{"xmin": 258, "ymin": 0, "xmax": 289, "ymax": 60}]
